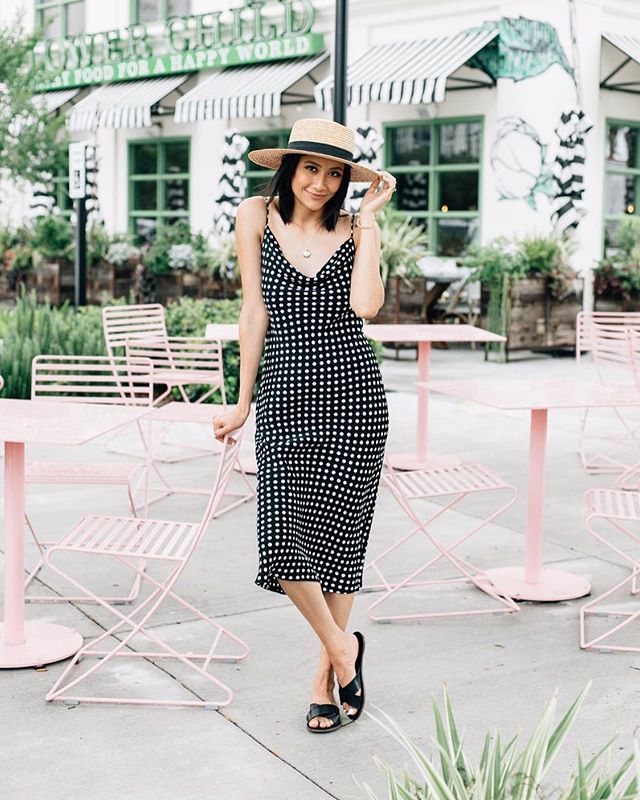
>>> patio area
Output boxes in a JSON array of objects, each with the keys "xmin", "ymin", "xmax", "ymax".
[{"xmin": 3, "ymin": 345, "xmax": 639, "ymax": 799}]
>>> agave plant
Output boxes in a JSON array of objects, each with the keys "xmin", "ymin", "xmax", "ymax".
[
  {"xmin": 376, "ymin": 207, "xmax": 430, "ymax": 286},
  {"xmin": 361, "ymin": 685, "xmax": 639, "ymax": 800}
]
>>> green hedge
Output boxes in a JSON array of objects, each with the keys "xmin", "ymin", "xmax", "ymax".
[{"xmin": 0, "ymin": 292, "xmax": 382, "ymax": 401}]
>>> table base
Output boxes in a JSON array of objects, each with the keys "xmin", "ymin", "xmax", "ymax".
[
  {"xmin": 485, "ymin": 566, "xmax": 591, "ymax": 602},
  {"xmin": 386, "ymin": 452, "xmax": 460, "ymax": 471},
  {"xmin": 0, "ymin": 622, "xmax": 83, "ymax": 668}
]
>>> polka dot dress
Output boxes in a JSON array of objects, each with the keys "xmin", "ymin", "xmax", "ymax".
[{"xmin": 254, "ymin": 202, "xmax": 389, "ymax": 595}]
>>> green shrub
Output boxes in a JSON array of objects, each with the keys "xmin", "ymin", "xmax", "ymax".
[
  {"xmin": 0, "ymin": 289, "xmax": 105, "ymax": 398},
  {"xmin": 30, "ymin": 215, "xmax": 74, "ymax": 261},
  {"xmin": 377, "ymin": 207, "xmax": 430, "ymax": 285}
]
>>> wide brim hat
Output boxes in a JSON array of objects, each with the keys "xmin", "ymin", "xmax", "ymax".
[{"xmin": 247, "ymin": 118, "xmax": 380, "ymax": 183}]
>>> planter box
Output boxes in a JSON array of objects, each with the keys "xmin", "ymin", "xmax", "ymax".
[
  {"xmin": 594, "ymin": 293, "xmax": 640, "ymax": 312},
  {"xmin": 88, "ymin": 258, "xmax": 137, "ymax": 304},
  {"xmin": 372, "ymin": 276, "xmax": 428, "ymax": 324},
  {"xmin": 481, "ymin": 276, "xmax": 582, "ymax": 361},
  {"xmin": 27, "ymin": 259, "xmax": 74, "ymax": 305}
]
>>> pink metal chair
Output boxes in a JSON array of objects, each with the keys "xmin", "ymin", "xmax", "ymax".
[
  {"xmin": 580, "ymin": 328, "xmax": 640, "ymax": 652},
  {"xmin": 580, "ymin": 486, "xmax": 640, "ymax": 653},
  {"xmin": 577, "ymin": 311, "xmax": 640, "ymax": 474},
  {"xmin": 364, "ymin": 460, "xmax": 519, "ymax": 622},
  {"xmin": 44, "ymin": 433, "xmax": 249, "ymax": 708},
  {"xmin": 24, "ymin": 355, "xmax": 154, "ymax": 604},
  {"xmin": 102, "ymin": 303, "xmax": 253, "ymax": 513},
  {"xmin": 102, "ymin": 303, "xmax": 226, "ymax": 407}
]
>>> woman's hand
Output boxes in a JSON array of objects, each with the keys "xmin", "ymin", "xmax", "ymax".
[
  {"xmin": 212, "ymin": 406, "xmax": 249, "ymax": 443},
  {"xmin": 358, "ymin": 170, "xmax": 397, "ymax": 221}
]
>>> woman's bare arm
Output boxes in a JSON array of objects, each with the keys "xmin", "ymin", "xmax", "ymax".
[
  {"xmin": 349, "ymin": 171, "xmax": 396, "ymax": 320},
  {"xmin": 212, "ymin": 196, "xmax": 269, "ymax": 440}
]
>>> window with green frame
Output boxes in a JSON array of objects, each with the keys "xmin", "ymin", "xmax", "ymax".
[
  {"xmin": 385, "ymin": 119, "xmax": 482, "ymax": 257},
  {"xmin": 35, "ymin": 0, "xmax": 85, "ymax": 38},
  {"xmin": 604, "ymin": 119, "xmax": 640, "ymax": 255},
  {"xmin": 52, "ymin": 154, "xmax": 72, "ymax": 218},
  {"xmin": 243, "ymin": 130, "xmax": 290, "ymax": 197},
  {"xmin": 128, "ymin": 138, "xmax": 190, "ymax": 244},
  {"xmin": 130, "ymin": 0, "xmax": 190, "ymax": 24}
]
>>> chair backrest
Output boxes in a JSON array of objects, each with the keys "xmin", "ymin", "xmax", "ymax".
[
  {"xmin": 590, "ymin": 321, "xmax": 633, "ymax": 373},
  {"xmin": 31, "ymin": 355, "xmax": 154, "ymax": 406},
  {"xmin": 126, "ymin": 336, "xmax": 224, "ymax": 373},
  {"xmin": 102, "ymin": 304, "xmax": 168, "ymax": 357},
  {"xmin": 577, "ymin": 311, "xmax": 640, "ymax": 361},
  {"xmin": 178, "ymin": 432, "xmax": 244, "ymax": 566},
  {"xmin": 627, "ymin": 329, "xmax": 640, "ymax": 393}
]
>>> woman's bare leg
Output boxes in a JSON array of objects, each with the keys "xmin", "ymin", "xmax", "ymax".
[{"xmin": 278, "ymin": 580, "xmax": 360, "ymax": 728}]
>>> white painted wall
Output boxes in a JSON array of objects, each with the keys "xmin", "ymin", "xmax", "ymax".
[{"xmin": 2, "ymin": 0, "xmax": 640, "ymax": 293}]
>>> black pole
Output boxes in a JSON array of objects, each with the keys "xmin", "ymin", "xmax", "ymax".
[
  {"xmin": 333, "ymin": 0, "xmax": 348, "ymax": 123},
  {"xmin": 74, "ymin": 197, "xmax": 87, "ymax": 306}
]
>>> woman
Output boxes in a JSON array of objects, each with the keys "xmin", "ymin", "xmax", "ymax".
[{"xmin": 213, "ymin": 118, "xmax": 395, "ymax": 733}]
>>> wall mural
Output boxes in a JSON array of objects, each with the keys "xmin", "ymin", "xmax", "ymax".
[
  {"xmin": 212, "ymin": 130, "xmax": 249, "ymax": 237},
  {"xmin": 490, "ymin": 116, "xmax": 553, "ymax": 209},
  {"xmin": 346, "ymin": 122, "xmax": 384, "ymax": 214},
  {"xmin": 470, "ymin": 16, "xmax": 573, "ymax": 82}
]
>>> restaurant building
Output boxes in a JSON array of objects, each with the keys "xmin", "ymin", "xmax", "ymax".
[{"xmin": 2, "ymin": 0, "xmax": 640, "ymax": 304}]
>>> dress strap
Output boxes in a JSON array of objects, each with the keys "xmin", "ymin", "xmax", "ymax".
[
  {"xmin": 350, "ymin": 212, "xmax": 355, "ymax": 236},
  {"xmin": 264, "ymin": 197, "xmax": 270, "ymax": 226}
]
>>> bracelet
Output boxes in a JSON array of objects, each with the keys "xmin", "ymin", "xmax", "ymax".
[{"xmin": 355, "ymin": 216, "xmax": 375, "ymax": 229}]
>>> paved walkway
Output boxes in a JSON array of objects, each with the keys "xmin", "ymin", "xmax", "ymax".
[{"xmin": 2, "ymin": 346, "xmax": 639, "ymax": 799}]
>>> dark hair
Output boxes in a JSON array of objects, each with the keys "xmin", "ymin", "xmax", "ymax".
[{"xmin": 266, "ymin": 153, "xmax": 351, "ymax": 232}]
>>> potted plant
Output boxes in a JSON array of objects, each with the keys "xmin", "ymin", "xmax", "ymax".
[
  {"xmin": 30, "ymin": 215, "xmax": 74, "ymax": 305},
  {"xmin": 371, "ymin": 207, "xmax": 430, "ymax": 325},
  {"xmin": 0, "ymin": 225, "xmax": 33, "ymax": 297},
  {"xmin": 202, "ymin": 234, "xmax": 241, "ymax": 299},
  {"xmin": 91, "ymin": 235, "xmax": 141, "ymax": 303},
  {"xmin": 594, "ymin": 216, "xmax": 640, "ymax": 311},
  {"xmin": 466, "ymin": 233, "xmax": 580, "ymax": 361}
]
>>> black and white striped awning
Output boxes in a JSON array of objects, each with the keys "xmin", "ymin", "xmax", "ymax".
[
  {"xmin": 68, "ymin": 75, "xmax": 187, "ymax": 131},
  {"xmin": 315, "ymin": 28, "xmax": 498, "ymax": 110},
  {"xmin": 33, "ymin": 87, "xmax": 81, "ymax": 113},
  {"xmin": 601, "ymin": 33, "xmax": 640, "ymax": 94},
  {"xmin": 174, "ymin": 54, "xmax": 327, "ymax": 122}
]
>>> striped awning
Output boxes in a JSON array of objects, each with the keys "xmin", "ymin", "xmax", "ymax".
[
  {"xmin": 601, "ymin": 33, "xmax": 640, "ymax": 94},
  {"xmin": 602, "ymin": 32, "xmax": 640, "ymax": 64},
  {"xmin": 315, "ymin": 28, "xmax": 498, "ymax": 110},
  {"xmin": 68, "ymin": 75, "xmax": 187, "ymax": 132},
  {"xmin": 33, "ymin": 87, "xmax": 81, "ymax": 114},
  {"xmin": 174, "ymin": 54, "xmax": 327, "ymax": 122}
]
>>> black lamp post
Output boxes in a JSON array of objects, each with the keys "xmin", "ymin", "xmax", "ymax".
[{"xmin": 333, "ymin": 0, "xmax": 348, "ymax": 124}]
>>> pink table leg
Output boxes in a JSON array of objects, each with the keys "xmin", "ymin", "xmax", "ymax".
[
  {"xmin": 0, "ymin": 441, "xmax": 82, "ymax": 668},
  {"xmin": 485, "ymin": 409, "xmax": 591, "ymax": 601},
  {"xmin": 386, "ymin": 341, "xmax": 459, "ymax": 471}
]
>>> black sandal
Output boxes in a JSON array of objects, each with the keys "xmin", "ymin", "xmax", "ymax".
[
  {"xmin": 338, "ymin": 631, "xmax": 366, "ymax": 722},
  {"xmin": 306, "ymin": 703, "xmax": 342, "ymax": 733}
]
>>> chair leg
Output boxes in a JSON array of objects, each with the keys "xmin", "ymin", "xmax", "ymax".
[
  {"xmin": 44, "ymin": 551, "xmax": 248, "ymax": 707},
  {"xmin": 366, "ymin": 486, "xmax": 519, "ymax": 622},
  {"xmin": 580, "ymin": 567, "xmax": 640, "ymax": 653}
]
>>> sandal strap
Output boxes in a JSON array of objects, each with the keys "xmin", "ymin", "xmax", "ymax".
[
  {"xmin": 338, "ymin": 674, "xmax": 363, "ymax": 710},
  {"xmin": 306, "ymin": 703, "xmax": 341, "ymax": 725}
]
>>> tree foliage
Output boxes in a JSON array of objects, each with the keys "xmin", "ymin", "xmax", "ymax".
[{"xmin": 0, "ymin": 16, "xmax": 68, "ymax": 185}]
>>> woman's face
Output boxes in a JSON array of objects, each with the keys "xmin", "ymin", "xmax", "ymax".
[{"xmin": 291, "ymin": 155, "xmax": 345, "ymax": 211}]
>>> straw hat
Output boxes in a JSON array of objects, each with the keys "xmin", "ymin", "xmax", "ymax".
[{"xmin": 247, "ymin": 118, "xmax": 380, "ymax": 183}]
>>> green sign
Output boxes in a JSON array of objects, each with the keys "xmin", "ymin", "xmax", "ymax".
[{"xmin": 34, "ymin": 0, "xmax": 323, "ymax": 90}]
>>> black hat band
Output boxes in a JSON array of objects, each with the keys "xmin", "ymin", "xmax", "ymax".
[{"xmin": 286, "ymin": 140, "xmax": 354, "ymax": 161}]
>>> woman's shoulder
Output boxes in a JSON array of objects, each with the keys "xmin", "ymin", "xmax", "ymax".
[{"xmin": 236, "ymin": 196, "xmax": 268, "ymax": 230}]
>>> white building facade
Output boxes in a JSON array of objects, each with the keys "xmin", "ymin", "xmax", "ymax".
[{"xmin": 2, "ymin": 0, "xmax": 640, "ymax": 303}]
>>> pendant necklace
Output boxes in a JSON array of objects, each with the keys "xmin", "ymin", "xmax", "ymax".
[{"xmin": 302, "ymin": 249, "xmax": 312, "ymax": 259}]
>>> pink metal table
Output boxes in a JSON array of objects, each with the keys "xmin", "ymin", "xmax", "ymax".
[
  {"xmin": 428, "ymin": 379, "xmax": 640, "ymax": 601},
  {"xmin": 0, "ymin": 399, "xmax": 151, "ymax": 668},
  {"xmin": 364, "ymin": 324, "xmax": 505, "ymax": 470}
]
